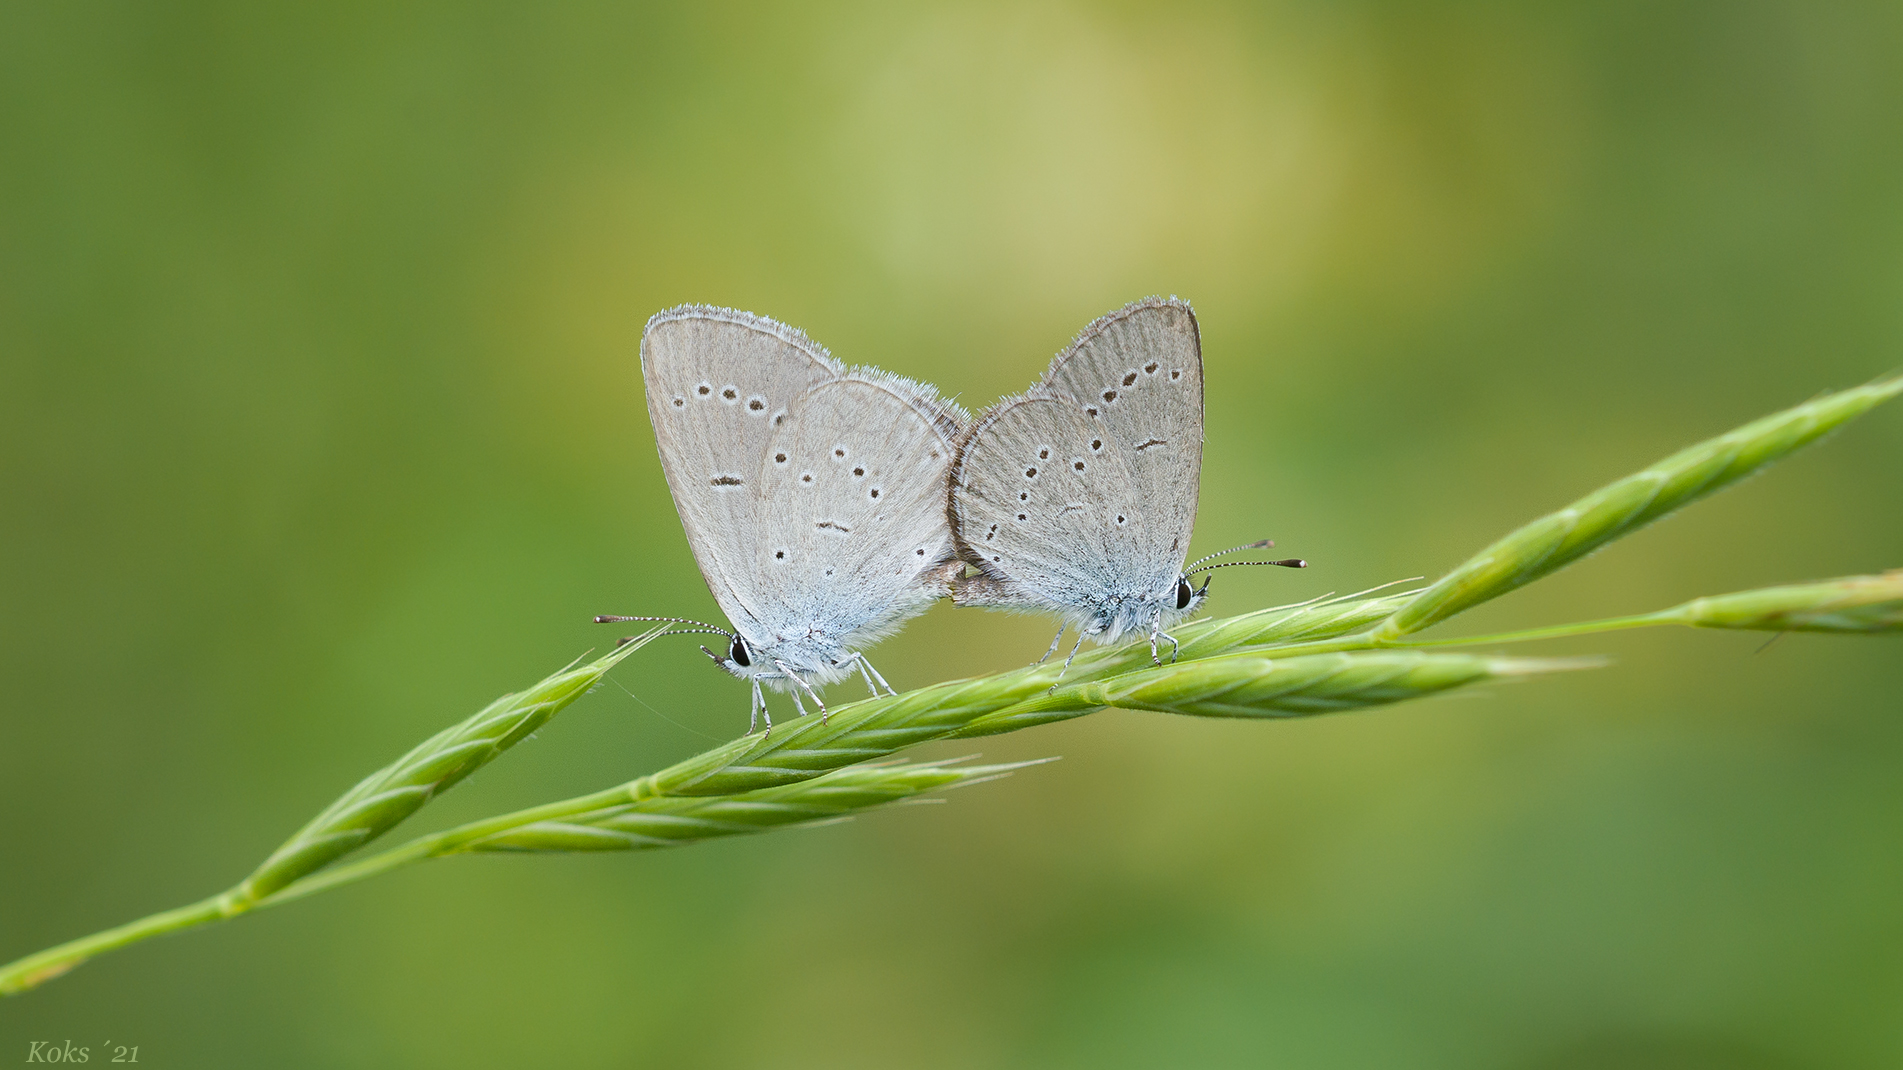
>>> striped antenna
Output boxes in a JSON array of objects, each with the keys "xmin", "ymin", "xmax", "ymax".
[
  {"xmin": 595, "ymin": 614, "xmax": 731, "ymax": 633},
  {"xmin": 1184, "ymin": 539, "xmax": 1274, "ymax": 573},
  {"xmin": 1186, "ymin": 558, "xmax": 1306, "ymax": 576},
  {"xmin": 595, "ymin": 614, "xmax": 733, "ymax": 642}
]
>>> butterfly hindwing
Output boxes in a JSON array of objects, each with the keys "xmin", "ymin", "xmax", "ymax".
[
  {"xmin": 951, "ymin": 395, "xmax": 1140, "ymax": 613},
  {"xmin": 951, "ymin": 297, "xmax": 1204, "ymax": 628},
  {"xmin": 754, "ymin": 375, "xmax": 964, "ymax": 648}
]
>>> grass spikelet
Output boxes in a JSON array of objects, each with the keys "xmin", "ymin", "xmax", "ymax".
[
  {"xmin": 631, "ymin": 594, "xmax": 1414, "ymax": 798},
  {"xmin": 0, "ymin": 629, "xmax": 670, "ymax": 995},
  {"xmin": 264, "ymin": 650, "xmax": 1592, "ymax": 899},
  {"xmin": 466, "ymin": 758, "xmax": 1044, "ymax": 853},
  {"xmin": 1376, "ymin": 375, "xmax": 1903, "ymax": 639},
  {"xmin": 1662, "ymin": 571, "xmax": 1903, "ymax": 633},
  {"xmin": 958, "ymin": 651, "xmax": 1597, "ymax": 732},
  {"xmin": 1067, "ymin": 589, "xmax": 1419, "ymax": 675},
  {"xmin": 237, "ymin": 627, "xmax": 668, "ymax": 901}
]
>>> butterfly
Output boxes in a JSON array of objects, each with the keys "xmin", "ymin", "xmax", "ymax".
[
  {"xmin": 949, "ymin": 296, "xmax": 1303, "ymax": 673},
  {"xmin": 601, "ymin": 305, "xmax": 968, "ymax": 732}
]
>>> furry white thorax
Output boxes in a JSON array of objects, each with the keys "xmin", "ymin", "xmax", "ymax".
[
  {"xmin": 709, "ymin": 586, "xmax": 939, "ymax": 692},
  {"xmin": 1074, "ymin": 574, "xmax": 1206, "ymax": 644},
  {"xmin": 717, "ymin": 632, "xmax": 866, "ymax": 691}
]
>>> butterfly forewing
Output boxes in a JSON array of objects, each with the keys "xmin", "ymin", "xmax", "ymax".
[
  {"xmin": 642, "ymin": 307, "xmax": 843, "ymax": 633},
  {"xmin": 1040, "ymin": 298, "xmax": 1204, "ymax": 579}
]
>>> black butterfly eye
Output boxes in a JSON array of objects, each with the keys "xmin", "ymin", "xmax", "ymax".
[
  {"xmin": 1175, "ymin": 579, "xmax": 1194, "ymax": 610},
  {"xmin": 728, "ymin": 635, "xmax": 752, "ymax": 667}
]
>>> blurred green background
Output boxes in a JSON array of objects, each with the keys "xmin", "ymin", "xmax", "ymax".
[{"xmin": 3, "ymin": 2, "xmax": 1901, "ymax": 1067}]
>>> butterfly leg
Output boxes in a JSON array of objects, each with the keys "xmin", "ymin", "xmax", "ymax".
[
  {"xmin": 1046, "ymin": 630, "xmax": 1090, "ymax": 694},
  {"xmin": 1034, "ymin": 625, "xmax": 1066, "ymax": 665},
  {"xmin": 772, "ymin": 658, "xmax": 829, "ymax": 724},
  {"xmin": 748, "ymin": 676, "xmax": 773, "ymax": 736},
  {"xmin": 852, "ymin": 656, "xmax": 880, "ymax": 697},
  {"xmin": 1147, "ymin": 611, "xmax": 1181, "ymax": 666},
  {"xmin": 856, "ymin": 654, "xmax": 898, "ymax": 697}
]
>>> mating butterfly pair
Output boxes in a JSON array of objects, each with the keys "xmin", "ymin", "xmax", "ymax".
[{"xmin": 599, "ymin": 298, "xmax": 1303, "ymax": 732}]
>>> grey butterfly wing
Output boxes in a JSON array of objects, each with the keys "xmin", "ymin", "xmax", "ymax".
[
  {"xmin": 641, "ymin": 306, "xmax": 843, "ymax": 632},
  {"xmin": 952, "ymin": 297, "xmax": 1204, "ymax": 614},
  {"xmin": 1039, "ymin": 297, "xmax": 1204, "ymax": 580},
  {"xmin": 753, "ymin": 374, "xmax": 965, "ymax": 647},
  {"xmin": 951, "ymin": 394, "xmax": 1145, "ymax": 613}
]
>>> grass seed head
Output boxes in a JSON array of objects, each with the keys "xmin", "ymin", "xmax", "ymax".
[
  {"xmin": 469, "ymin": 758, "xmax": 1045, "ymax": 853},
  {"xmin": 235, "ymin": 629, "xmax": 667, "ymax": 900},
  {"xmin": 1377, "ymin": 374, "xmax": 1903, "ymax": 639},
  {"xmin": 634, "ymin": 594, "xmax": 1415, "ymax": 797},
  {"xmin": 1666, "ymin": 571, "xmax": 1903, "ymax": 633},
  {"xmin": 969, "ymin": 651, "xmax": 1597, "ymax": 728}
]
